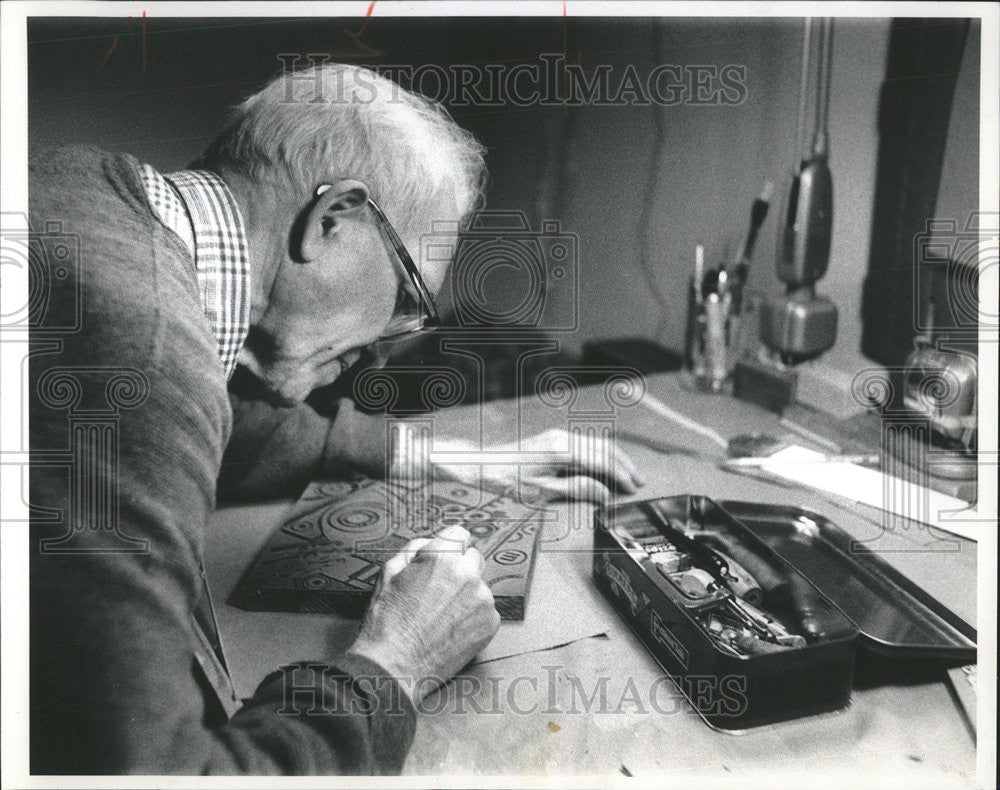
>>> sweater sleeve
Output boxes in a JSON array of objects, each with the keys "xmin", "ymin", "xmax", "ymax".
[
  {"xmin": 223, "ymin": 653, "xmax": 416, "ymax": 774},
  {"xmin": 30, "ymin": 363, "xmax": 416, "ymax": 775},
  {"xmin": 28, "ymin": 147, "xmax": 416, "ymax": 775},
  {"xmin": 218, "ymin": 368, "xmax": 389, "ymax": 502}
]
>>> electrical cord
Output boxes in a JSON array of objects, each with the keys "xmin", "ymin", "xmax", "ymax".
[{"xmin": 637, "ymin": 18, "xmax": 674, "ymax": 342}]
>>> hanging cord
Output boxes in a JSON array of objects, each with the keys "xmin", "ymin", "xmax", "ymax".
[
  {"xmin": 637, "ymin": 19, "xmax": 674, "ymax": 342},
  {"xmin": 794, "ymin": 18, "xmax": 814, "ymax": 166},
  {"xmin": 533, "ymin": 21, "xmax": 574, "ymax": 227},
  {"xmin": 812, "ymin": 18, "xmax": 834, "ymax": 158}
]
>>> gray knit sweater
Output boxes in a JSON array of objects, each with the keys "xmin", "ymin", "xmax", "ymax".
[{"xmin": 28, "ymin": 146, "xmax": 415, "ymax": 774}]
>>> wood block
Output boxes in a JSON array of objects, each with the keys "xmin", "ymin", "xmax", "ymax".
[{"xmin": 231, "ymin": 476, "xmax": 543, "ymax": 620}]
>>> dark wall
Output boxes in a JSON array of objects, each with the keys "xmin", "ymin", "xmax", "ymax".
[
  {"xmin": 861, "ymin": 19, "xmax": 976, "ymax": 366},
  {"xmin": 28, "ymin": 15, "xmax": 979, "ymax": 374}
]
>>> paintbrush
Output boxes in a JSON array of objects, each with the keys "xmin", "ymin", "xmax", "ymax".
[{"xmin": 731, "ymin": 180, "xmax": 774, "ymax": 315}]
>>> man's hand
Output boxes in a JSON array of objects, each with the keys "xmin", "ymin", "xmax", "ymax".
[
  {"xmin": 347, "ymin": 526, "xmax": 501, "ymax": 704},
  {"xmin": 422, "ymin": 428, "xmax": 645, "ymax": 504}
]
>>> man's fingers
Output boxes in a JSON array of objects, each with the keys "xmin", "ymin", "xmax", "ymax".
[
  {"xmin": 434, "ymin": 524, "xmax": 472, "ymax": 552},
  {"xmin": 418, "ymin": 524, "xmax": 472, "ymax": 558},
  {"xmin": 564, "ymin": 437, "xmax": 641, "ymax": 494},
  {"xmin": 401, "ymin": 537, "xmax": 433, "ymax": 563},
  {"xmin": 613, "ymin": 445, "xmax": 645, "ymax": 487},
  {"xmin": 524, "ymin": 475, "xmax": 612, "ymax": 505},
  {"xmin": 457, "ymin": 546, "xmax": 486, "ymax": 576},
  {"xmin": 382, "ymin": 554, "xmax": 408, "ymax": 583},
  {"xmin": 383, "ymin": 537, "xmax": 433, "ymax": 582}
]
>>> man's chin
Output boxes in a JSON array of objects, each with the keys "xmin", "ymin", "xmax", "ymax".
[
  {"xmin": 260, "ymin": 361, "xmax": 351, "ymax": 407},
  {"xmin": 268, "ymin": 374, "xmax": 336, "ymax": 406},
  {"xmin": 238, "ymin": 348, "xmax": 370, "ymax": 406},
  {"xmin": 267, "ymin": 389, "xmax": 306, "ymax": 408}
]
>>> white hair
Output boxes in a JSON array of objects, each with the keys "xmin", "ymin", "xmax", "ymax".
[{"xmin": 197, "ymin": 63, "xmax": 486, "ymax": 231}]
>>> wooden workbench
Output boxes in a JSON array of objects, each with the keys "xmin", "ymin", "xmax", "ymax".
[{"xmin": 205, "ymin": 373, "xmax": 976, "ymax": 781}]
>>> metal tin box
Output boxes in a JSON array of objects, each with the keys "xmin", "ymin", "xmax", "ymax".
[{"xmin": 593, "ymin": 495, "xmax": 976, "ymax": 731}]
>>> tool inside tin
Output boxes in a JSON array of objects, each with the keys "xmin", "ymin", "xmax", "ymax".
[{"xmin": 615, "ymin": 501, "xmax": 822, "ymax": 657}]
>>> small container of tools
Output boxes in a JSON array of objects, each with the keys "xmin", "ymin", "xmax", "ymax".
[{"xmin": 593, "ymin": 495, "xmax": 976, "ymax": 731}]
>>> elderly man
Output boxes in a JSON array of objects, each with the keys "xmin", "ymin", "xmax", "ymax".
[{"xmin": 29, "ymin": 64, "xmax": 639, "ymax": 775}]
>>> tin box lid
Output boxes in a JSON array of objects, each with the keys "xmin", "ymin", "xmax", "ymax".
[{"xmin": 718, "ymin": 500, "xmax": 976, "ymax": 661}]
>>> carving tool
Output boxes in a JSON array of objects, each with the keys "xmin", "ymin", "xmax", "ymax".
[
  {"xmin": 694, "ymin": 530, "xmax": 789, "ymax": 604},
  {"xmin": 727, "ymin": 597, "xmax": 806, "ymax": 648},
  {"xmin": 788, "ymin": 572, "xmax": 827, "ymax": 642},
  {"xmin": 637, "ymin": 392, "xmax": 730, "ymax": 450},
  {"xmin": 700, "ymin": 548, "xmax": 763, "ymax": 606},
  {"xmin": 731, "ymin": 180, "xmax": 775, "ymax": 316}
]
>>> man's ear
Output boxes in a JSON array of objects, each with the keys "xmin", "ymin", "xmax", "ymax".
[{"xmin": 299, "ymin": 179, "xmax": 370, "ymax": 263}]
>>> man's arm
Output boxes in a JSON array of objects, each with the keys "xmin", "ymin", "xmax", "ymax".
[
  {"xmin": 31, "ymin": 364, "xmax": 502, "ymax": 775},
  {"xmin": 219, "ymin": 366, "xmax": 391, "ymax": 502},
  {"xmin": 219, "ymin": 370, "xmax": 643, "ymax": 504},
  {"xmin": 212, "ymin": 525, "xmax": 499, "ymax": 774},
  {"xmin": 29, "ymin": 362, "xmax": 419, "ymax": 774},
  {"xmin": 28, "ymin": 147, "xmax": 497, "ymax": 775}
]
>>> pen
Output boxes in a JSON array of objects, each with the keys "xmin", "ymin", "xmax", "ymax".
[
  {"xmin": 694, "ymin": 244, "xmax": 705, "ymax": 306},
  {"xmin": 722, "ymin": 453, "xmax": 881, "ymax": 468}
]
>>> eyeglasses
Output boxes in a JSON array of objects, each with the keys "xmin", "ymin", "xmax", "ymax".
[{"xmin": 367, "ymin": 196, "xmax": 441, "ymax": 341}]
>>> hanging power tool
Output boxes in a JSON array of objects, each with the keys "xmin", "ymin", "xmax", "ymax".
[{"xmin": 759, "ymin": 17, "xmax": 838, "ymax": 362}]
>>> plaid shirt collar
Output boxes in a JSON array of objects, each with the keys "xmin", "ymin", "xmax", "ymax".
[{"xmin": 140, "ymin": 164, "xmax": 250, "ymax": 380}]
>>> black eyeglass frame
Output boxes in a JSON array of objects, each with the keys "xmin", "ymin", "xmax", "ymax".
[{"xmin": 366, "ymin": 197, "xmax": 442, "ymax": 338}]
